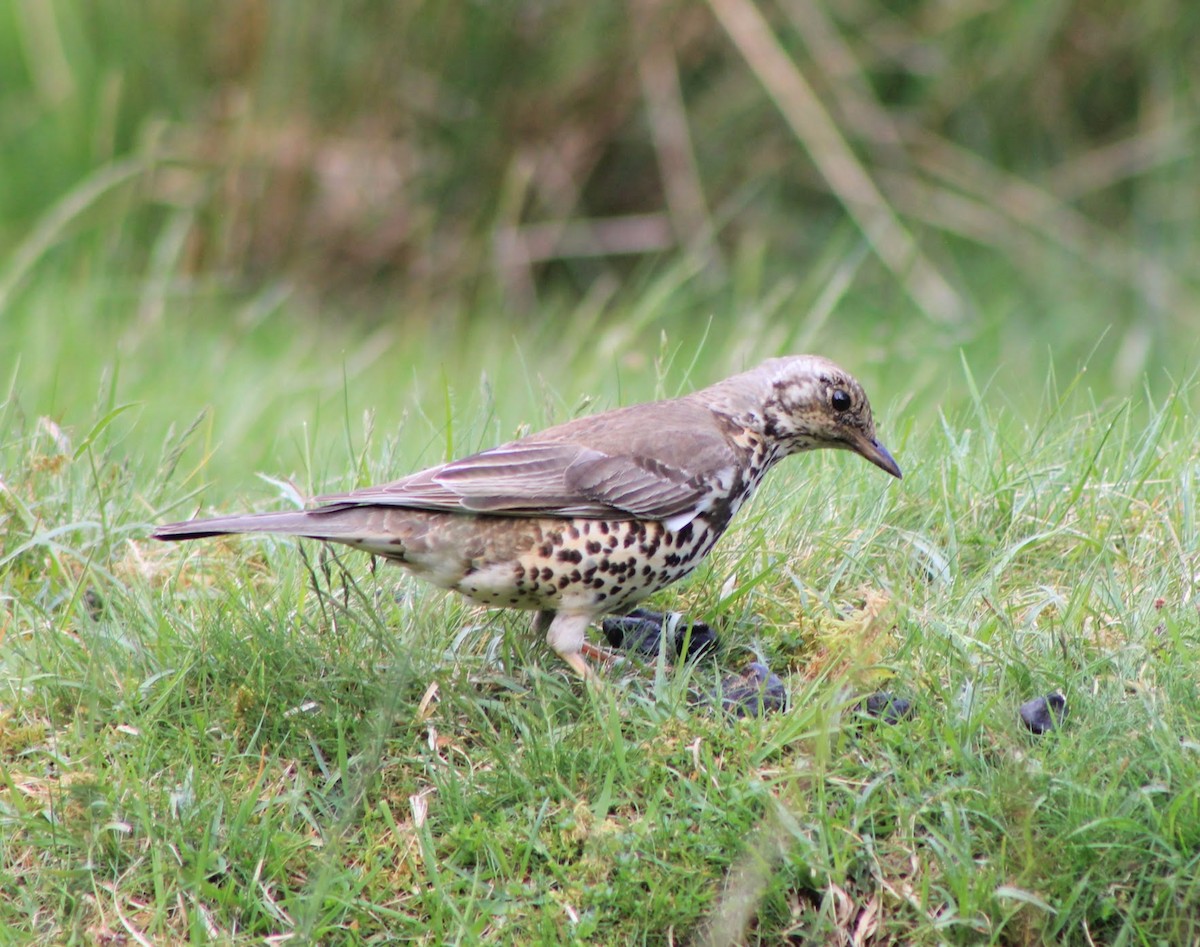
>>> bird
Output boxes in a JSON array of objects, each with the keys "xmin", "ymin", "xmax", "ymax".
[{"xmin": 153, "ymin": 355, "xmax": 901, "ymax": 681}]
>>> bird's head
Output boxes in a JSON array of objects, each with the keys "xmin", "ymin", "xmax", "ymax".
[{"xmin": 709, "ymin": 355, "xmax": 902, "ymax": 478}]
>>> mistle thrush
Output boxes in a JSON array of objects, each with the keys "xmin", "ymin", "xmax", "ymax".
[{"xmin": 154, "ymin": 355, "xmax": 901, "ymax": 680}]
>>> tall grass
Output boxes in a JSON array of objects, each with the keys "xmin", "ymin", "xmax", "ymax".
[{"xmin": 2, "ymin": 1, "xmax": 1197, "ymax": 381}]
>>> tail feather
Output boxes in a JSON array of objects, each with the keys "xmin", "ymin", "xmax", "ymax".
[{"xmin": 153, "ymin": 509, "xmax": 347, "ymax": 542}]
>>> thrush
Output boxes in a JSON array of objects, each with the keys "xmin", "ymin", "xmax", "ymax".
[{"xmin": 154, "ymin": 355, "xmax": 901, "ymax": 680}]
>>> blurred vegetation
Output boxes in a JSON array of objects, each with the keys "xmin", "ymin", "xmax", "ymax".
[{"xmin": 2, "ymin": 0, "xmax": 1198, "ymax": 390}]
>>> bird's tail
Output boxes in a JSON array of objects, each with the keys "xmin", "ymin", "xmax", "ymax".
[{"xmin": 153, "ymin": 508, "xmax": 356, "ymax": 542}]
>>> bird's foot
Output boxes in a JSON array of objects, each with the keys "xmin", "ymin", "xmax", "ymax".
[{"xmin": 581, "ymin": 640, "xmax": 623, "ymax": 667}]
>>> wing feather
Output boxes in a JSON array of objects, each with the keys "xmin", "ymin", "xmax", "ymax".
[{"xmin": 314, "ymin": 398, "xmax": 742, "ymax": 521}]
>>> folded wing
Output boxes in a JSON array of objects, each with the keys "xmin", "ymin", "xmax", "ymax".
[{"xmin": 315, "ymin": 402, "xmax": 739, "ymax": 523}]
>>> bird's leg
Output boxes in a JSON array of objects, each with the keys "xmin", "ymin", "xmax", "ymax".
[
  {"xmin": 536, "ymin": 610, "xmax": 603, "ymax": 682},
  {"xmin": 534, "ymin": 609, "xmax": 622, "ymax": 674}
]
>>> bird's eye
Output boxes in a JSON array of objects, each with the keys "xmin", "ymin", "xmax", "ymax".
[{"xmin": 831, "ymin": 389, "xmax": 852, "ymax": 412}]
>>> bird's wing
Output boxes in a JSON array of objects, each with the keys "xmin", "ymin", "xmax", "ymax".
[{"xmin": 314, "ymin": 435, "xmax": 732, "ymax": 521}]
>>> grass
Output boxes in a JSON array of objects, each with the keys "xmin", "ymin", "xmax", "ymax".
[
  {"xmin": 4, "ymin": 3, "xmax": 1200, "ymax": 942},
  {"xmin": 3, "ymin": 281, "xmax": 1200, "ymax": 944}
]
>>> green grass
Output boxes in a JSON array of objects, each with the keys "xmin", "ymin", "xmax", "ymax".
[
  {"xmin": 3, "ymin": 282, "xmax": 1200, "ymax": 944},
  {"xmin": 4, "ymin": 4, "xmax": 1200, "ymax": 941}
]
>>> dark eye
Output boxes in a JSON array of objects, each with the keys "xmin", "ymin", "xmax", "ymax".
[{"xmin": 831, "ymin": 389, "xmax": 852, "ymax": 412}]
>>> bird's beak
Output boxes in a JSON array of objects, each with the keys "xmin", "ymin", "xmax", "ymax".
[{"xmin": 849, "ymin": 432, "xmax": 902, "ymax": 479}]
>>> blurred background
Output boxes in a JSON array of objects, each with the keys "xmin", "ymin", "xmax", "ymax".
[{"xmin": 2, "ymin": 0, "xmax": 1198, "ymax": 482}]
